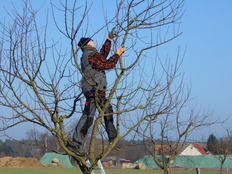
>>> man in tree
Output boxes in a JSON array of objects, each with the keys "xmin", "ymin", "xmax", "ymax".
[{"xmin": 68, "ymin": 29, "xmax": 124, "ymax": 155}]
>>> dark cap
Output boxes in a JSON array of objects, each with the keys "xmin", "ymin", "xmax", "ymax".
[{"xmin": 78, "ymin": 37, "xmax": 91, "ymax": 47}]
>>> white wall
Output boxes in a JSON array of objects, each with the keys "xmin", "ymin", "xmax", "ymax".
[{"xmin": 180, "ymin": 144, "xmax": 202, "ymax": 156}]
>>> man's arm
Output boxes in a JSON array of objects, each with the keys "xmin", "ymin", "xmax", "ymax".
[
  {"xmin": 88, "ymin": 36, "xmax": 124, "ymax": 70},
  {"xmin": 99, "ymin": 38, "xmax": 112, "ymax": 58},
  {"xmin": 88, "ymin": 50, "xmax": 119, "ymax": 70},
  {"xmin": 99, "ymin": 28, "xmax": 116, "ymax": 58}
]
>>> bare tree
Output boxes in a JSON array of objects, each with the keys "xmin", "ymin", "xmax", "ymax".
[
  {"xmin": 0, "ymin": 0, "xmax": 187, "ymax": 173},
  {"xmin": 141, "ymin": 98, "xmax": 214, "ymax": 174},
  {"xmin": 216, "ymin": 138, "xmax": 228, "ymax": 174},
  {"xmin": 130, "ymin": 70, "xmax": 216, "ymax": 174},
  {"xmin": 210, "ymin": 130, "xmax": 232, "ymax": 174}
]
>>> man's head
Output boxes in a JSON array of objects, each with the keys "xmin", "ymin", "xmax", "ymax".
[{"xmin": 78, "ymin": 37, "xmax": 96, "ymax": 48}]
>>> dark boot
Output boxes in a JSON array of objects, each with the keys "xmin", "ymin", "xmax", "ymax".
[{"xmin": 66, "ymin": 141, "xmax": 85, "ymax": 157}]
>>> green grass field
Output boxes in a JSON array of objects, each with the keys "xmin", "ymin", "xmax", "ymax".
[{"xmin": 0, "ymin": 168, "xmax": 224, "ymax": 174}]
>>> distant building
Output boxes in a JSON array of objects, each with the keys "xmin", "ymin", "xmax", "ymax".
[
  {"xmin": 102, "ymin": 156, "xmax": 130, "ymax": 167},
  {"xmin": 154, "ymin": 143, "xmax": 208, "ymax": 156},
  {"xmin": 179, "ymin": 143, "xmax": 208, "ymax": 156}
]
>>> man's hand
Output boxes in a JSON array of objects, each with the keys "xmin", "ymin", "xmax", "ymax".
[
  {"xmin": 116, "ymin": 46, "xmax": 125, "ymax": 56},
  {"xmin": 108, "ymin": 28, "xmax": 117, "ymax": 40}
]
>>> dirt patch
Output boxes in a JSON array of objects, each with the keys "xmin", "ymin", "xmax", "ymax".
[{"xmin": 0, "ymin": 156, "xmax": 65, "ymax": 168}]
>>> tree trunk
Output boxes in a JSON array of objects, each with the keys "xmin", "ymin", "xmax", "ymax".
[
  {"xmin": 78, "ymin": 160, "xmax": 92, "ymax": 174},
  {"xmin": 196, "ymin": 168, "xmax": 201, "ymax": 174},
  {"xmin": 220, "ymin": 161, "xmax": 225, "ymax": 174},
  {"xmin": 163, "ymin": 167, "xmax": 171, "ymax": 174}
]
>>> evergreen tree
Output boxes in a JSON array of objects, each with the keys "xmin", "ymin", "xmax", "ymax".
[
  {"xmin": 0, "ymin": 142, "xmax": 14, "ymax": 156},
  {"xmin": 207, "ymin": 134, "xmax": 217, "ymax": 154}
]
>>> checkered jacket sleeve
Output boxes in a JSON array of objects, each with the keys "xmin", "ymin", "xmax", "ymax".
[{"xmin": 88, "ymin": 39, "xmax": 119, "ymax": 70}]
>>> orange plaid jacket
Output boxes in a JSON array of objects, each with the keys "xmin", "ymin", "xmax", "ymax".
[{"xmin": 88, "ymin": 39, "xmax": 119, "ymax": 70}]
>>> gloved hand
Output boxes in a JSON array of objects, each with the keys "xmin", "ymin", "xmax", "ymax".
[
  {"xmin": 108, "ymin": 28, "xmax": 117, "ymax": 40},
  {"xmin": 116, "ymin": 46, "xmax": 125, "ymax": 56}
]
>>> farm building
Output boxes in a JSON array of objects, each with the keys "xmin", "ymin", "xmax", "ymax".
[
  {"xmin": 102, "ymin": 156, "xmax": 130, "ymax": 167},
  {"xmin": 154, "ymin": 143, "xmax": 209, "ymax": 156},
  {"xmin": 178, "ymin": 143, "xmax": 209, "ymax": 156}
]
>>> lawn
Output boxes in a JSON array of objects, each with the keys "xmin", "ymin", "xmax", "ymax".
[{"xmin": 0, "ymin": 168, "xmax": 224, "ymax": 174}]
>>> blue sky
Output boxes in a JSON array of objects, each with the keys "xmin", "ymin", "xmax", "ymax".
[
  {"xmin": 0, "ymin": 0, "xmax": 232, "ymax": 140},
  {"xmin": 180, "ymin": 0, "xmax": 232, "ymax": 138}
]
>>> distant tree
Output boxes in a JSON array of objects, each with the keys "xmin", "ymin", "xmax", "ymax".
[
  {"xmin": 207, "ymin": 134, "xmax": 218, "ymax": 154},
  {"xmin": 26, "ymin": 129, "xmax": 62, "ymax": 157},
  {"xmin": 139, "ymin": 104, "xmax": 213, "ymax": 174},
  {"xmin": 0, "ymin": 141, "xmax": 14, "ymax": 156},
  {"xmin": 109, "ymin": 139, "xmax": 149, "ymax": 163},
  {"xmin": 26, "ymin": 129, "xmax": 40, "ymax": 143},
  {"xmin": 211, "ymin": 130, "xmax": 232, "ymax": 174},
  {"xmin": 215, "ymin": 138, "xmax": 228, "ymax": 174}
]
